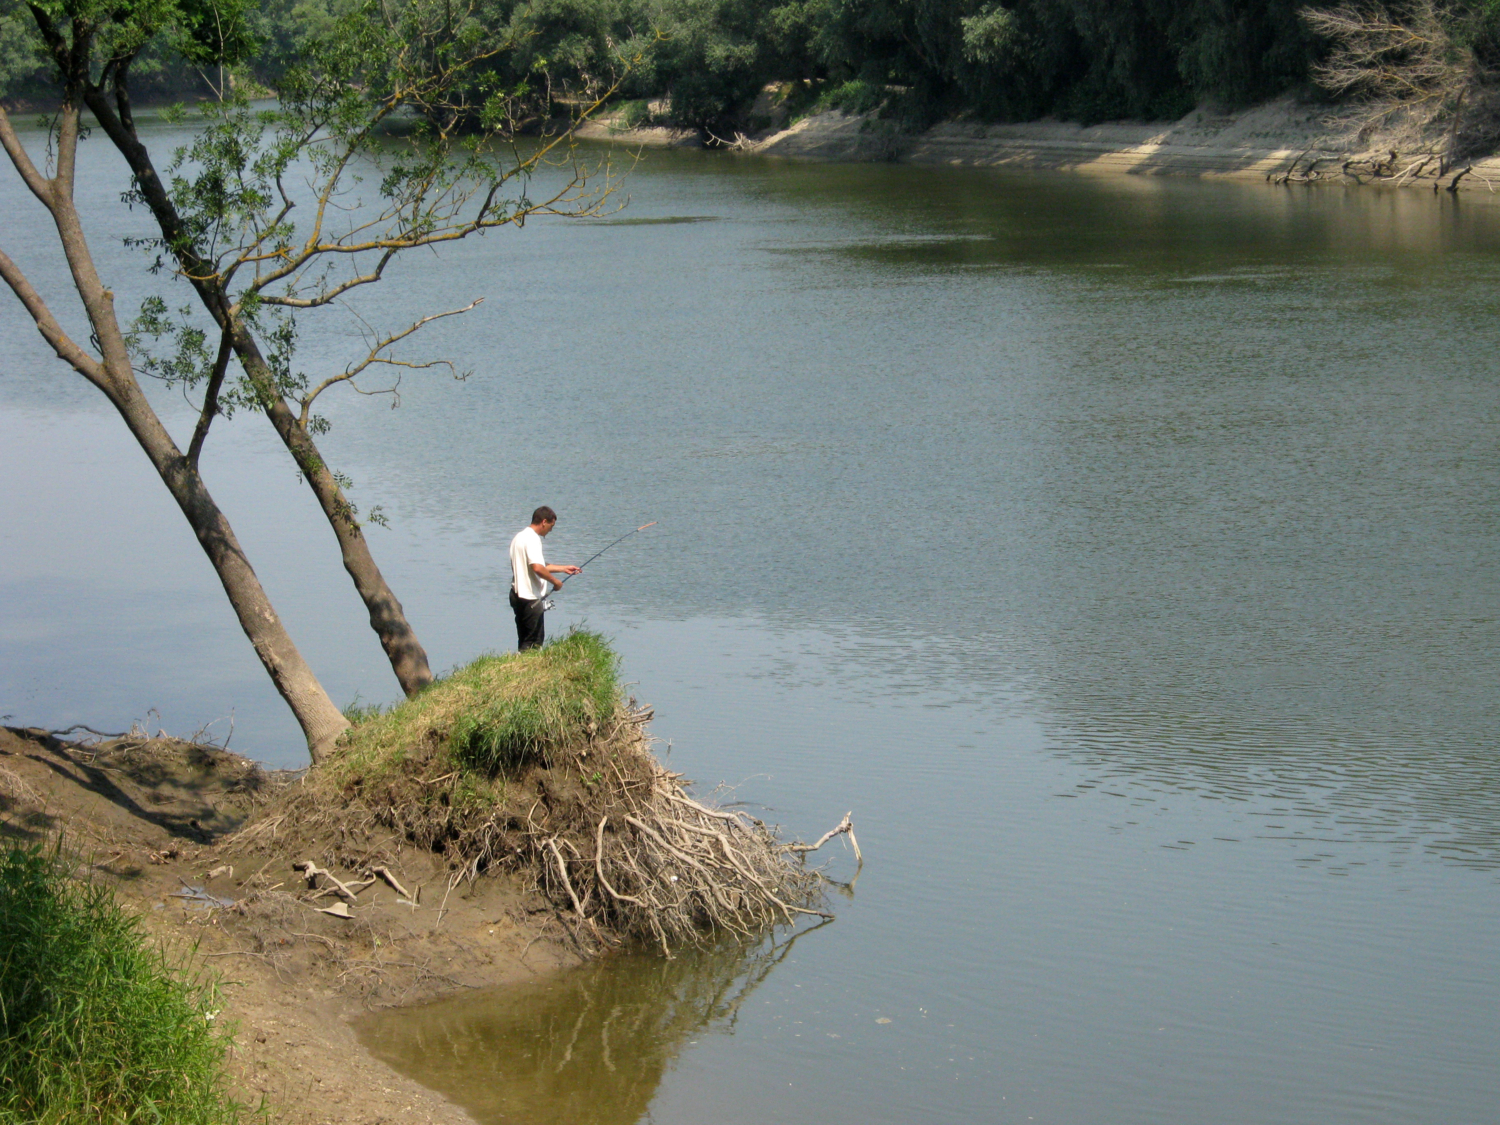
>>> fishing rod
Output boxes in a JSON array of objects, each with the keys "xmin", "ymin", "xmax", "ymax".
[{"xmin": 544, "ymin": 521, "xmax": 657, "ymax": 609}]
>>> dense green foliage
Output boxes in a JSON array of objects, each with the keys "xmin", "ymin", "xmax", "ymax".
[
  {"xmin": 334, "ymin": 630, "xmax": 621, "ymax": 777},
  {"xmin": 5, "ymin": 0, "xmax": 1500, "ymax": 127},
  {"xmin": 0, "ymin": 847, "xmax": 252, "ymax": 1125}
]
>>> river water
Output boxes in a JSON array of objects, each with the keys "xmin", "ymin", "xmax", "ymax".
[{"xmin": 2, "ymin": 117, "xmax": 1498, "ymax": 1124}]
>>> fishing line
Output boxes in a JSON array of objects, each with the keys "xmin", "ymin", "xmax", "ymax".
[{"xmin": 545, "ymin": 521, "xmax": 657, "ymax": 608}]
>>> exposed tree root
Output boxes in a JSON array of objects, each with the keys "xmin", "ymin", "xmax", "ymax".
[{"xmin": 252, "ymin": 704, "xmax": 855, "ymax": 953}]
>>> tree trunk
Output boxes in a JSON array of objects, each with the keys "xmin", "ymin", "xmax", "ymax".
[
  {"xmin": 81, "ymin": 86, "xmax": 436, "ymax": 699},
  {"xmin": 100, "ymin": 377, "xmax": 352, "ymax": 762},
  {"xmin": 230, "ymin": 326, "xmax": 435, "ymax": 696}
]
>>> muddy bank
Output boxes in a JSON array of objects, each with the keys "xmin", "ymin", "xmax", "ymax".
[
  {"xmin": 0, "ymin": 725, "xmax": 579, "ymax": 1125},
  {"xmin": 579, "ymin": 96, "xmax": 1500, "ymax": 191}
]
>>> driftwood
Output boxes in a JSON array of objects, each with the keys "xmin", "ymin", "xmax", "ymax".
[
  {"xmin": 786, "ymin": 811, "xmax": 863, "ymax": 865},
  {"xmin": 1341, "ymin": 149, "xmax": 1402, "ymax": 181},
  {"xmin": 1395, "ymin": 154, "xmax": 1436, "ymax": 185},
  {"xmin": 705, "ymin": 129, "xmax": 755, "ymax": 151},
  {"xmin": 371, "ymin": 864, "xmax": 413, "ymax": 900},
  {"xmin": 1271, "ymin": 149, "xmax": 1312, "ymax": 184},
  {"xmin": 293, "ymin": 860, "xmax": 374, "ymax": 902},
  {"xmin": 1442, "ymin": 165, "xmax": 1474, "ymax": 192},
  {"xmin": 1274, "ymin": 146, "xmax": 1486, "ymax": 193}
]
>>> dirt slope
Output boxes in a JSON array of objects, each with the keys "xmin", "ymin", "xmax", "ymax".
[{"xmin": 0, "ymin": 725, "xmax": 580, "ymax": 1125}]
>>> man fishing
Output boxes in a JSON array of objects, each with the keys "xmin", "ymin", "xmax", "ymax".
[{"xmin": 508, "ymin": 506, "xmax": 579, "ymax": 651}]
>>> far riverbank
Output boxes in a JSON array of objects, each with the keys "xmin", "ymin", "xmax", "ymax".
[{"xmin": 578, "ymin": 96, "xmax": 1500, "ymax": 192}]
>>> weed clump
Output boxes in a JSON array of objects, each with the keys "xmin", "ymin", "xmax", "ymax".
[
  {"xmin": 282, "ymin": 631, "xmax": 832, "ymax": 953},
  {"xmin": 0, "ymin": 846, "xmax": 253, "ymax": 1125}
]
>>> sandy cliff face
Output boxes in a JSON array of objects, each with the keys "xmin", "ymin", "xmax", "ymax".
[
  {"xmin": 583, "ymin": 96, "xmax": 1500, "ymax": 190},
  {"xmin": 757, "ymin": 100, "xmax": 1500, "ymax": 188}
]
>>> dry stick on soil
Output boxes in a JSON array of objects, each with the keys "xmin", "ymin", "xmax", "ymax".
[
  {"xmin": 435, "ymin": 867, "xmax": 464, "ymax": 930},
  {"xmin": 0, "ymin": 766, "xmax": 43, "ymax": 805},
  {"xmin": 288, "ymin": 931, "xmax": 338, "ymax": 950},
  {"xmin": 371, "ymin": 865, "xmax": 413, "ymax": 899},
  {"xmin": 228, "ymin": 814, "xmax": 286, "ymax": 849},
  {"xmin": 292, "ymin": 860, "xmax": 368, "ymax": 901}
]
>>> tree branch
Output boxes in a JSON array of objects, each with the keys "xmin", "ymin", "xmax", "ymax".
[
  {"xmin": 188, "ymin": 325, "xmax": 235, "ymax": 467},
  {"xmin": 0, "ymin": 105, "xmax": 52, "ymax": 203},
  {"xmin": 298, "ymin": 299, "xmax": 481, "ymax": 425},
  {"xmin": 0, "ymin": 244, "xmax": 107, "ymax": 386}
]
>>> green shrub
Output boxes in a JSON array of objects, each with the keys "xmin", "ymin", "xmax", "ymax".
[
  {"xmin": 0, "ymin": 847, "xmax": 254, "ymax": 1125},
  {"xmin": 613, "ymin": 98, "xmax": 656, "ymax": 129},
  {"xmin": 815, "ymin": 78, "xmax": 889, "ymax": 116}
]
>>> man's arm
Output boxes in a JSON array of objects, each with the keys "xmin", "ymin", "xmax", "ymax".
[{"xmin": 531, "ymin": 561, "xmax": 581, "ymax": 591}]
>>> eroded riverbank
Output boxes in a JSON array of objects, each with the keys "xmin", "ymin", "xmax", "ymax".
[
  {"xmin": 0, "ymin": 725, "xmax": 579, "ymax": 1124},
  {"xmin": 578, "ymin": 95, "xmax": 1500, "ymax": 190}
]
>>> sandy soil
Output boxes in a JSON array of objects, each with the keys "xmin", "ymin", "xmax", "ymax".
[
  {"xmin": 0, "ymin": 726, "xmax": 581, "ymax": 1124},
  {"xmin": 579, "ymin": 95, "xmax": 1500, "ymax": 190}
]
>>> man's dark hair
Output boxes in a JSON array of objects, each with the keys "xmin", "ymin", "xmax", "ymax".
[{"xmin": 532, "ymin": 505, "xmax": 557, "ymax": 525}]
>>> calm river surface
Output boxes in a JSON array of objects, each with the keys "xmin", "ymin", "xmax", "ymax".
[{"xmin": 2, "ymin": 116, "xmax": 1498, "ymax": 1124}]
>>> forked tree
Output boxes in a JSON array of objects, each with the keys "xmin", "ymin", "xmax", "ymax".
[
  {"xmin": 2, "ymin": 0, "xmax": 623, "ymax": 760},
  {"xmin": 0, "ymin": 93, "xmax": 351, "ymax": 760}
]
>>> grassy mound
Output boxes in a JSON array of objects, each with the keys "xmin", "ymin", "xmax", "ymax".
[
  {"xmin": 0, "ymin": 846, "xmax": 254, "ymax": 1125},
  {"xmin": 334, "ymin": 630, "xmax": 620, "ymax": 781},
  {"xmin": 283, "ymin": 631, "xmax": 826, "ymax": 953}
]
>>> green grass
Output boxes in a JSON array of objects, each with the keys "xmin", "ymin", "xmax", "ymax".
[
  {"xmin": 341, "ymin": 693, "xmax": 387, "ymax": 725},
  {"xmin": 333, "ymin": 629, "xmax": 621, "ymax": 779},
  {"xmin": 0, "ymin": 846, "xmax": 255, "ymax": 1125}
]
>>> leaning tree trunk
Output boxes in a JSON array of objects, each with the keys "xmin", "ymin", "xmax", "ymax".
[
  {"xmin": 81, "ymin": 85, "xmax": 436, "ymax": 698},
  {"xmin": 228, "ymin": 325, "xmax": 434, "ymax": 696},
  {"xmin": 0, "ymin": 100, "xmax": 350, "ymax": 764},
  {"xmin": 98, "ymin": 377, "xmax": 352, "ymax": 761}
]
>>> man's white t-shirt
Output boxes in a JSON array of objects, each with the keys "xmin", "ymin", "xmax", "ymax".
[{"xmin": 509, "ymin": 526, "xmax": 548, "ymax": 601}]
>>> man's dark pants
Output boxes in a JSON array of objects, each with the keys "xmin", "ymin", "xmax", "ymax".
[{"xmin": 509, "ymin": 589, "xmax": 546, "ymax": 651}]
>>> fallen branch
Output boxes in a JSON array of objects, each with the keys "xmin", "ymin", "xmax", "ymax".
[
  {"xmin": 1272, "ymin": 149, "xmax": 1310, "ymax": 184},
  {"xmin": 785, "ymin": 812, "xmax": 863, "ymax": 865},
  {"xmin": 371, "ymin": 864, "xmax": 413, "ymax": 900},
  {"xmin": 293, "ymin": 860, "xmax": 372, "ymax": 901},
  {"xmin": 1444, "ymin": 164, "xmax": 1473, "ymax": 192},
  {"xmin": 45, "ymin": 723, "xmax": 129, "ymax": 741}
]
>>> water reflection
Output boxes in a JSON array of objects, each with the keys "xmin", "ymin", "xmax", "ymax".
[
  {"xmin": 355, "ymin": 931, "xmax": 819, "ymax": 1125},
  {"xmin": 739, "ymin": 158, "xmax": 1500, "ymax": 266}
]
